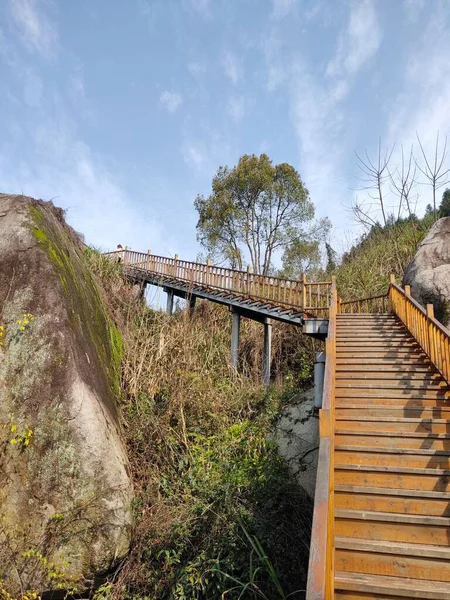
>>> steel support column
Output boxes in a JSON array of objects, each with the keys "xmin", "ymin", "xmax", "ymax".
[
  {"xmin": 166, "ymin": 289, "xmax": 174, "ymax": 316},
  {"xmin": 263, "ymin": 318, "xmax": 272, "ymax": 386},
  {"xmin": 189, "ymin": 295, "xmax": 197, "ymax": 314},
  {"xmin": 231, "ymin": 309, "xmax": 241, "ymax": 369}
]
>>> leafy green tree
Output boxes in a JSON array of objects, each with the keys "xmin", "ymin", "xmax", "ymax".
[
  {"xmin": 439, "ymin": 188, "xmax": 450, "ymax": 217},
  {"xmin": 325, "ymin": 242, "xmax": 338, "ymax": 273},
  {"xmin": 194, "ymin": 154, "xmax": 314, "ymax": 274}
]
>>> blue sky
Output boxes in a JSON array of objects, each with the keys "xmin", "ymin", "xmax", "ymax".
[{"xmin": 0, "ymin": 0, "xmax": 449, "ymax": 261}]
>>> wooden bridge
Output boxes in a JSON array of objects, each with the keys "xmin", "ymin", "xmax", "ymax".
[{"xmin": 108, "ymin": 249, "xmax": 450, "ymax": 597}]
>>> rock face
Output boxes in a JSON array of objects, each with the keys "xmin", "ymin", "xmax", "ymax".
[
  {"xmin": 403, "ymin": 217, "xmax": 450, "ymax": 327},
  {"xmin": 0, "ymin": 195, "xmax": 133, "ymax": 595},
  {"xmin": 273, "ymin": 388, "xmax": 319, "ymax": 498}
]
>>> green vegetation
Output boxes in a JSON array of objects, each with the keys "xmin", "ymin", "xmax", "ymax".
[
  {"xmin": 87, "ymin": 252, "xmax": 315, "ymax": 599},
  {"xmin": 194, "ymin": 153, "xmax": 328, "ymax": 275}
]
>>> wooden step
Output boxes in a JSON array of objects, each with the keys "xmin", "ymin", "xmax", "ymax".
[
  {"xmin": 336, "ymin": 352, "xmax": 426, "ymax": 359},
  {"xmin": 335, "ymin": 467, "xmax": 450, "ymax": 493},
  {"xmin": 335, "ymin": 571, "xmax": 450, "ymax": 599},
  {"xmin": 336, "ymin": 388, "xmax": 450, "ymax": 399},
  {"xmin": 335, "ymin": 398, "xmax": 450, "ymax": 408},
  {"xmin": 335, "ymin": 432, "xmax": 450, "ymax": 449},
  {"xmin": 335, "ymin": 448, "xmax": 450, "ymax": 470},
  {"xmin": 335, "ymin": 509, "xmax": 450, "ymax": 545},
  {"xmin": 336, "ymin": 341, "xmax": 419, "ymax": 347},
  {"xmin": 336, "ymin": 418, "xmax": 450, "ymax": 434},
  {"xmin": 336, "ymin": 407, "xmax": 450, "ymax": 419},
  {"xmin": 335, "ymin": 537, "xmax": 450, "ymax": 581},
  {"xmin": 336, "ymin": 444, "xmax": 450, "ymax": 456},
  {"xmin": 336, "ymin": 364, "xmax": 434, "ymax": 372},
  {"xmin": 335, "ymin": 487, "xmax": 450, "ymax": 516},
  {"xmin": 336, "ymin": 379, "xmax": 448, "ymax": 390},
  {"xmin": 336, "ymin": 371, "xmax": 440, "ymax": 380}
]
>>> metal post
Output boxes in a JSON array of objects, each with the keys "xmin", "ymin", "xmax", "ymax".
[
  {"xmin": 166, "ymin": 289, "xmax": 174, "ymax": 316},
  {"xmin": 263, "ymin": 318, "xmax": 272, "ymax": 386},
  {"xmin": 231, "ymin": 309, "xmax": 241, "ymax": 369},
  {"xmin": 189, "ymin": 295, "xmax": 197, "ymax": 314}
]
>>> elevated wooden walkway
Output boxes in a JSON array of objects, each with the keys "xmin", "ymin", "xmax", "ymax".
[
  {"xmin": 107, "ymin": 248, "xmax": 331, "ymax": 326},
  {"xmin": 307, "ymin": 280, "xmax": 450, "ymax": 599}
]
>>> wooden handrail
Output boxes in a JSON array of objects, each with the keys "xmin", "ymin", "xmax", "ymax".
[
  {"xmin": 106, "ymin": 248, "xmax": 333, "ymax": 314},
  {"xmin": 339, "ymin": 293, "xmax": 389, "ymax": 314},
  {"xmin": 389, "ymin": 282, "xmax": 450, "ymax": 384},
  {"xmin": 306, "ymin": 275, "xmax": 337, "ymax": 600}
]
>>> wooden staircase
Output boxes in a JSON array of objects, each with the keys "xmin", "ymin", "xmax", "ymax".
[
  {"xmin": 334, "ymin": 313, "xmax": 450, "ymax": 599},
  {"xmin": 307, "ymin": 282, "xmax": 450, "ymax": 600}
]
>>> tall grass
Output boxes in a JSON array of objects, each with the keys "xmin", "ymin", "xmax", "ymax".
[{"xmin": 86, "ymin": 250, "xmax": 315, "ymax": 600}]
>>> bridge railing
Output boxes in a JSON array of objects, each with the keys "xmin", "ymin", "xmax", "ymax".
[
  {"xmin": 306, "ymin": 276, "xmax": 337, "ymax": 600},
  {"xmin": 107, "ymin": 249, "xmax": 332, "ymax": 314},
  {"xmin": 389, "ymin": 282, "xmax": 450, "ymax": 385}
]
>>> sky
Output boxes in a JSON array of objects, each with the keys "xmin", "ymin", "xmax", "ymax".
[{"xmin": 0, "ymin": 0, "xmax": 449, "ymax": 262}]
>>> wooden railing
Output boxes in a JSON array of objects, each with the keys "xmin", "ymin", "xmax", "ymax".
[
  {"xmin": 389, "ymin": 282, "xmax": 450, "ymax": 384},
  {"xmin": 306, "ymin": 276, "xmax": 337, "ymax": 600},
  {"xmin": 107, "ymin": 249, "xmax": 332, "ymax": 315},
  {"xmin": 339, "ymin": 293, "xmax": 389, "ymax": 314}
]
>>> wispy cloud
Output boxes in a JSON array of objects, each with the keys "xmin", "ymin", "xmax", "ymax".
[
  {"xmin": 327, "ymin": 0, "xmax": 381, "ymax": 78},
  {"xmin": 8, "ymin": 0, "xmax": 58, "ymax": 59},
  {"xmin": 0, "ymin": 112, "xmax": 165, "ymax": 251},
  {"xmin": 160, "ymin": 90, "xmax": 183, "ymax": 113},
  {"xmin": 403, "ymin": 0, "xmax": 426, "ymax": 23},
  {"xmin": 227, "ymin": 95, "xmax": 247, "ymax": 122},
  {"xmin": 189, "ymin": 0, "xmax": 211, "ymax": 19},
  {"xmin": 222, "ymin": 51, "xmax": 243, "ymax": 85},
  {"xmin": 182, "ymin": 142, "xmax": 205, "ymax": 170},
  {"xmin": 271, "ymin": 0, "xmax": 297, "ymax": 20},
  {"xmin": 388, "ymin": 3, "xmax": 450, "ymax": 154}
]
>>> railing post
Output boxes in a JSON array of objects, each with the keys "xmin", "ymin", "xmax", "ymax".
[
  {"xmin": 388, "ymin": 274, "xmax": 395, "ymax": 312},
  {"xmin": 147, "ymin": 249, "xmax": 151, "ymax": 270},
  {"xmin": 174, "ymin": 254, "xmax": 178, "ymax": 278},
  {"xmin": 247, "ymin": 266, "xmax": 252, "ymax": 296},
  {"xmin": 405, "ymin": 284, "xmax": 411, "ymax": 329},
  {"xmin": 302, "ymin": 273, "xmax": 307, "ymax": 311},
  {"xmin": 206, "ymin": 259, "xmax": 211, "ymax": 287},
  {"xmin": 426, "ymin": 304, "xmax": 434, "ymax": 363}
]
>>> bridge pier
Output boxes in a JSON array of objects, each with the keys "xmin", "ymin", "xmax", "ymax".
[
  {"xmin": 189, "ymin": 295, "xmax": 197, "ymax": 314},
  {"xmin": 231, "ymin": 308, "xmax": 241, "ymax": 369},
  {"xmin": 263, "ymin": 318, "xmax": 272, "ymax": 387},
  {"xmin": 166, "ymin": 289, "xmax": 174, "ymax": 316}
]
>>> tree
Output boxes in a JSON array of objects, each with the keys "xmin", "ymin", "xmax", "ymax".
[
  {"xmin": 325, "ymin": 242, "xmax": 337, "ymax": 273},
  {"xmin": 194, "ymin": 154, "xmax": 314, "ymax": 275},
  {"xmin": 439, "ymin": 188, "xmax": 450, "ymax": 217},
  {"xmin": 415, "ymin": 132, "xmax": 450, "ymax": 218}
]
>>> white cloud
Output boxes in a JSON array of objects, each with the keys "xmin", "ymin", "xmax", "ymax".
[
  {"xmin": 182, "ymin": 142, "xmax": 205, "ymax": 170},
  {"xmin": 0, "ymin": 114, "xmax": 165, "ymax": 251},
  {"xmin": 327, "ymin": 0, "xmax": 381, "ymax": 77},
  {"xmin": 188, "ymin": 61, "xmax": 206, "ymax": 77},
  {"xmin": 222, "ymin": 51, "xmax": 243, "ymax": 85},
  {"xmin": 160, "ymin": 90, "xmax": 183, "ymax": 113},
  {"xmin": 388, "ymin": 4, "xmax": 450, "ymax": 156},
  {"xmin": 23, "ymin": 68, "xmax": 43, "ymax": 107},
  {"xmin": 227, "ymin": 95, "xmax": 246, "ymax": 121},
  {"xmin": 403, "ymin": 0, "xmax": 426, "ymax": 23},
  {"xmin": 189, "ymin": 0, "xmax": 211, "ymax": 18},
  {"xmin": 271, "ymin": 0, "xmax": 297, "ymax": 20},
  {"xmin": 8, "ymin": 0, "xmax": 58, "ymax": 59}
]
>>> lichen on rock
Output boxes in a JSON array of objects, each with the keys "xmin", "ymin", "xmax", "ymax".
[{"xmin": 0, "ymin": 194, "xmax": 133, "ymax": 596}]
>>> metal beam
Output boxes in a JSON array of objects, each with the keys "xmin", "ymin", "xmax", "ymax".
[
  {"xmin": 166, "ymin": 289, "xmax": 174, "ymax": 316},
  {"xmin": 231, "ymin": 309, "xmax": 241, "ymax": 369},
  {"xmin": 263, "ymin": 318, "xmax": 272, "ymax": 386}
]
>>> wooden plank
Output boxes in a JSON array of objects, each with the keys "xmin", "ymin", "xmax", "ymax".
[
  {"xmin": 335, "ymin": 484, "xmax": 450, "ymax": 499},
  {"xmin": 336, "ymin": 388, "xmax": 450, "ymax": 398},
  {"xmin": 335, "ymin": 572, "xmax": 450, "ymax": 599},
  {"xmin": 335, "ymin": 547, "xmax": 450, "ymax": 581},
  {"xmin": 335, "ymin": 398, "xmax": 449, "ymax": 407},
  {"xmin": 335, "ymin": 449, "xmax": 450, "ymax": 470},
  {"xmin": 335, "ymin": 432, "xmax": 450, "ymax": 449},
  {"xmin": 335, "ymin": 444, "xmax": 450, "ymax": 456},
  {"xmin": 335, "ymin": 509, "xmax": 448, "ymax": 547},
  {"xmin": 335, "ymin": 468, "xmax": 450, "ymax": 492},
  {"xmin": 336, "ymin": 407, "xmax": 450, "ymax": 419},
  {"xmin": 335, "ymin": 489, "xmax": 450, "ymax": 516}
]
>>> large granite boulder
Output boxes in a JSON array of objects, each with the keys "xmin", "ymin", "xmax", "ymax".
[
  {"xmin": 0, "ymin": 195, "xmax": 133, "ymax": 595},
  {"xmin": 403, "ymin": 217, "xmax": 450, "ymax": 327}
]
